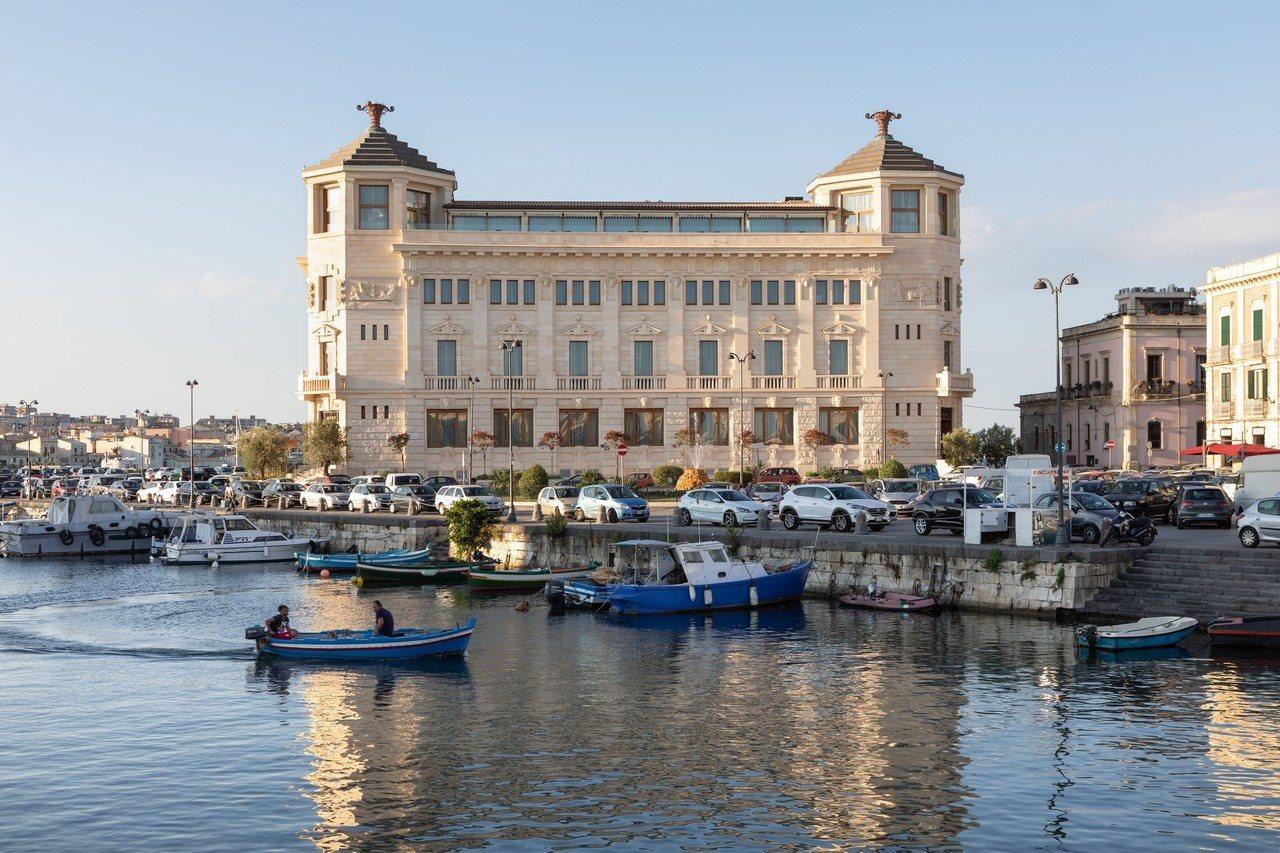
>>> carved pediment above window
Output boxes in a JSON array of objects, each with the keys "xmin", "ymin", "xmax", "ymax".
[
  {"xmin": 939, "ymin": 321, "xmax": 960, "ymax": 336},
  {"xmin": 822, "ymin": 314, "xmax": 862, "ymax": 336},
  {"xmin": 561, "ymin": 316, "xmax": 599, "ymax": 338},
  {"xmin": 311, "ymin": 323, "xmax": 342, "ymax": 340},
  {"xmin": 494, "ymin": 318, "xmax": 535, "ymax": 338},
  {"xmin": 755, "ymin": 314, "xmax": 792, "ymax": 337},
  {"xmin": 690, "ymin": 314, "xmax": 730, "ymax": 336},
  {"xmin": 627, "ymin": 316, "xmax": 665, "ymax": 337},
  {"xmin": 427, "ymin": 316, "xmax": 468, "ymax": 337}
]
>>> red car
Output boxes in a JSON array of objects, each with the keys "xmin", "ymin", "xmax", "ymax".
[
  {"xmin": 624, "ymin": 472, "xmax": 654, "ymax": 490},
  {"xmin": 756, "ymin": 467, "xmax": 801, "ymax": 486}
]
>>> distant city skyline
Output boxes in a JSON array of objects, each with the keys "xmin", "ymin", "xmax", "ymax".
[{"xmin": 2, "ymin": 2, "xmax": 1277, "ymax": 428}]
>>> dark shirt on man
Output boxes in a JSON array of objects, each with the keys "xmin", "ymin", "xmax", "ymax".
[{"xmin": 375, "ymin": 608, "xmax": 394, "ymax": 637}]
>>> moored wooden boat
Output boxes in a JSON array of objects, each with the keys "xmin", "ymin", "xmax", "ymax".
[
  {"xmin": 1075, "ymin": 616, "xmax": 1198, "ymax": 651},
  {"xmin": 246, "ymin": 618, "xmax": 476, "ymax": 660},
  {"xmin": 297, "ymin": 548, "xmax": 423, "ymax": 572},
  {"xmin": 838, "ymin": 590, "xmax": 938, "ymax": 613},
  {"xmin": 353, "ymin": 559, "xmax": 480, "ymax": 584},
  {"xmin": 467, "ymin": 563, "xmax": 597, "ymax": 593},
  {"xmin": 1207, "ymin": 615, "xmax": 1280, "ymax": 648}
]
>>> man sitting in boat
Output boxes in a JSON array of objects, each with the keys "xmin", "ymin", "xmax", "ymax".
[
  {"xmin": 265, "ymin": 605, "xmax": 294, "ymax": 639},
  {"xmin": 373, "ymin": 600, "xmax": 395, "ymax": 637}
]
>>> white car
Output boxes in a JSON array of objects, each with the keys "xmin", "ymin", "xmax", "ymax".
[
  {"xmin": 778, "ymin": 483, "xmax": 893, "ymax": 532},
  {"xmin": 676, "ymin": 488, "xmax": 769, "ymax": 527},
  {"xmin": 158, "ymin": 481, "xmax": 197, "ymax": 505},
  {"xmin": 434, "ymin": 484, "xmax": 504, "ymax": 515},
  {"xmin": 137, "ymin": 482, "xmax": 166, "ymax": 504},
  {"xmin": 872, "ymin": 478, "xmax": 924, "ymax": 516},
  {"xmin": 536, "ymin": 486, "xmax": 579, "ymax": 517},
  {"xmin": 574, "ymin": 484, "xmax": 650, "ymax": 523},
  {"xmin": 301, "ymin": 483, "xmax": 351, "ymax": 511},
  {"xmin": 349, "ymin": 483, "xmax": 393, "ymax": 513},
  {"xmin": 1237, "ymin": 497, "xmax": 1280, "ymax": 548}
]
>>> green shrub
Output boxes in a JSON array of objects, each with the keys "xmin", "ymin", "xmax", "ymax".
[
  {"xmin": 443, "ymin": 499, "xmax": 498, "ymax": 558},
  {"xmin": 713, "ymin": 468, "xmax": 753, "ymax": 485},
  {"xmin": 881, "ymin": 459, "xmax": 908, "ymax": 478},
  {"xmin": 544, "ymin": 513, "xmax": 568, "ymax": 539},
  {"xmin": 723, "ymin": 520, "xmax": 743, "ymax": 556},
  {"xmin": 488, "ymin": 467, "xmax": 517, "ymax": 496},
  {"xmin": 862, "ymin": 466, "xmax": 881, "ymax": 480},
  {"xmin": 579, "ymin": 468, "xmax": 606, "ymax": 486},
  {"xmin": 982, "ymin": 548, "xmax": 1004, "ymax": 573},
  {"xmin": 652, "ymin": 464, "xmax": 684, "ymax": 487},
  {"xmin": 517, "ymin": 464, "xmax": 550, "ymax": 499},
  {"xmin": 815, "ymin": 465, "xmax": 845, "ymax": 481}
]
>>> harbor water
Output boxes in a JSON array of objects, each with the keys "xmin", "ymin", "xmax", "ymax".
[{"xmin": 3, "ymin": 556, "xmax": 1280, "ymax": 850}]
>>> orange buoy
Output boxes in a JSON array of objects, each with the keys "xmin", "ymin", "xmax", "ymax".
[{"xmin": 320, "ymin": 569, "xmax": 330, "ymax": 579}]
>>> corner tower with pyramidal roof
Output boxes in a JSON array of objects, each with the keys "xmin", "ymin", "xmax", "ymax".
[{"xmin": 297, "ymin": 105, "xmax": 973, "ymax": 475}]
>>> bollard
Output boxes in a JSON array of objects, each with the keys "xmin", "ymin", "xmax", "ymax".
[
  {"xmin": 597, "ymin": 505, "xmax": 609, "ymax": 524},
  {"xmin": 757, "ymin": 509, "xmax": 771, "ymax": 530},
  {"xmin": 533, "ymin": 502, "xmax": 544, "ymax": 522},
  {"xmin": 854, "ymin": 511, "xmax": 869, "ymax": 535}
]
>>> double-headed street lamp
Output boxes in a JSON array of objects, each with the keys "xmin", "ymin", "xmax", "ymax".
[
  {"xmin": 18, "ymin": 399, "xmax": 38, "ymax": 473},
  {"xmin": 1033, "ymin": 274, "xmax": 1078, "ymax": 546},
  {"xmin": 464, "ymin": 375, "xmax": 481, "ymax": 483},
  {"xmin": 185, "ymin": 379, "xmax": 199, "ymax": 509},
  {"xmin": 726, "ymin": 350, "xmax": 755, "ymax": 488},
  {"xmin": 499, "ymin": 341, "xmax": 522, "ymax": 522}
]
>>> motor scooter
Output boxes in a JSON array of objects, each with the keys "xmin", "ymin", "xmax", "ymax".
[{"xmin": 1098, "ymin": 510, "xmax": 1157, "ymax": 547}]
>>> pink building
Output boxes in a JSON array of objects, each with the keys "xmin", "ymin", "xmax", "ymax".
[{"xmin": 1018, "ymin": 287, "xmax": 1206, "ymax": 470}]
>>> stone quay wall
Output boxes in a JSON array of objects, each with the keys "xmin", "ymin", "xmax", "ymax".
[{"xmin": 246, "ymin": 510, "xmax": 1138, "ymax": 617}]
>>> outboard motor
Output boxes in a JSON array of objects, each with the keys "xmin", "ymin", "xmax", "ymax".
[
  {"xmin": 1076, "ymin": 624, "xmax": 1098, "ymax": 648},
  {"xmin": 244, "ymin": 626, "xmax": 267, "ymax": 641},
  {"xmin": 544, "ymin": 578, "xmax": 566, "ymax": 610}
]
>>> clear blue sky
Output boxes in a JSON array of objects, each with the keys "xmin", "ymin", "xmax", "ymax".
[{"xmin": 3, "ymin": 1, "xmax": 1278, "ymax": 428}]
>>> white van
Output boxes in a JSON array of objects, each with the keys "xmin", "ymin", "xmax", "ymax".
[
  {"xmin": 385, "ymin": 472, "xmax": 423, "ymax": 489},
  {"xmin": 1235, "ymin": 455, "xmax": 1280, "ymax": 511}
]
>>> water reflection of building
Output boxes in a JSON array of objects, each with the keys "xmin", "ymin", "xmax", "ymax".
[{"xmin": 1202, "ymin": 664, "xmax": 1280, "ymax": 832}]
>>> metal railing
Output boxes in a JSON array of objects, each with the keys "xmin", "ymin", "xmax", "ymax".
[{"xmin": 1245, "ymin": 398, "xmax": 1272, "ymax": 418}]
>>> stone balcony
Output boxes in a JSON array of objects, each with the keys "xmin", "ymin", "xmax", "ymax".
[
  {"xmin": 557, "ymin": 376, "xmax": 603, "ymax": 391},
  {"xmin": 297, "ymin": 371, "xmax": 344, "ymax": 398},
  {"xmin": 751, "ymin": 375, "xmax": 797, "ymax": 390},
  {"xmin": 686, "ymin": 375, "xmax": 734, "ymax": 391},
  {"xmin": 621, "ymin": 376, "xmax": 667, "ymax": 391},
  {"xmin": 491, "ymin": 377, "xmax": 536, "ymax": 391},
  {"xmin": 935, "ymin": 368, "xmax": 975, "ymax": 398},
  {"xmin": 1208, "ymin": 345, "xmax": 1231, "ymax": 365},
  {"xmin": 1213, "ymin": 401, "xmax": 1235, "ymax": 420},
  {"xmin": 1245, "ymin": 398, "xmax": 1272, "ymax": 418},
  {"xmin": 815, "ymin": 374, "xmax": 862, "ymax": 390}
]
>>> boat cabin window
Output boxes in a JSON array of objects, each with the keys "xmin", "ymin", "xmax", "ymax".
[
  {"xmin": 223, "ymin": 518, "xmax": 257, "ymax": 531},
  {"xmin": 682, "ymin": 548, "xmax": 704, "ymax": 563},
  {"xmin": 89, "ymin": 498, "xmax": 119, "ymax": 515},
  {"xmin": 706, "ymin": 547, "xmax": 728, "ymax": 563}
]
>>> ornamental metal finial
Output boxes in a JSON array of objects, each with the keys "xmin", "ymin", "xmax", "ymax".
[
  {"xmin": 357, "ymin": 101, "xmax": 394, "ymax": 128},
  {"xmin": 865, "ymin": 109, "xmax": 902, "ymax": 136}
]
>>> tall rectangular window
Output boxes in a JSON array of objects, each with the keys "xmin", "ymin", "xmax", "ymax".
[
  {"xmin": 685, "ymin": 280, "xmax": 698, "ymax": 305},
  {"xmin": 718, "ymin": 280, "xmax": 730, "ymax": 305},
  {"xmin": 317, "ymin": 275, "xmax": 329, "ymax": 312},
  {"xmin": 1220, "ymin": 371, "xmax": 1232, "ymax": 403},
  {"xmin": 588, "ymin": 280, "xmax": 601, "ymax": 305},
  {"xmin": 1221, "ymin": 314, "xmax": 1232, "ymax": 346},
  {"xmin": 440, "ymin": 278, "xmax": 453, "ymax": 304},
  {"xmin": 890, "ymin": 189, "xmax": 920, "ymax": 233},
  {"xmin": 633, "ymin": 340, "xmax": 653, "ymax": 376},
  {"xmin": 832, "ymin": 280, "xmax": 845, "ymax": 305},
  {"xmin": 489, "ymin": 279, "xmax": 502, "ymax": 305},
  {"xmin": 506, "ymin": 279, "xmax": 519, "ymax": 305},
  {"xmin": 494, "ymin": 409, "xmax": 533, "ymax": 447},
  {"xmin": 1147, "ymin": 420, "xmax": 1162, "ymax": 450},
  {"xmin": 523, "ymin": 279, "xmax": 536, "ymax": 305},
  {"xmin": 436, "ymin": 340, "xmax": 457, "ymax": 376},
  {"xmin": 620, "ymin": 280, "xmax": 633, "ymax": 305},
  {"xmin": 841, "ymin": 191, "xmax": 873, "ymax": 233},
  {"xmin": 754, "ymin": 408, "xmax": 794, "ymax": 444},
  {"xmin": 815, "ymin": 280, "xmax": 828, "ymax": 305},
  {"xmin": 424, "ymin": 410, "xmax": 467, "ymax": 448},
  {"xmin": 457, "ymin": 279, "xmax": 469, "ymax": 304},
  {"xmin": 624, "ymin": 409, "xmax": 664, "ymax": 446},
  {"xmin": 422, "ymin": 278, "xmax": 437, "ymax": 304},
  {"xmin": 943, "ymin": 340, "xmax": 953, "ymax": 370},
  {"xmin": 653, "ymin": 280, "xmax": 666, "ymax": 305},
  {"xmin": 1253, "ymin": 307, "xmax": 1265, "ymax": 341},
  {"xmin": 318, "ymin": 186, "xmax": 335, "ymax": 232},
  {"xmin": 359, "ymin": 324, "xmax": 366, "ymax": 341},
  {"xmin": 937, "ymin": 190, "xmax": 950, "ymax": 236},
  {"xmin": 558, "ymin": 409, "xmax": 599, "ymax": 447},
  {"xmin": 1248, "ymin": 368, "xmax": 1269, "ymax": 399},
  {"xmin": 569, "ymin": 341, "xmax": 589, "ymax": 376},
  {"xmin": 698, "ymin": 340, "xmax": 719, "ymax": 375},
  {"xmin": 849, "ymin": 280, "xmax": 862, "ymax": 304},
  {"xmin": 783, "ymin": 279, "xmax": 796, "ymax": 305},
  {"xmin": 763, "ymin": 340, "xmax": 783, "ymax": 375},
  {"xmin": 1146, "ymin": 353, "xmax": 1162, "ymax": 380},
  {"xmin": 766, "ymin": 280, "xmax": 779, "ymax": 305},
  {"xmin": 502, "ymin": 343, "xmax": 523, "ymax": 376},
  {"xmin": 750, "ymin": 280, "xmax": 763, "ymax": 305},
  {"xmin": 555, "ymin": 280, "xmax": 568, "ymax": 305},
  {"xmin": 406, "ymin": 189, "xmax": 431, "ymax": 229},
  {"xmin": 691, "ymin": 408, "xmax": 729, "ymax": 445},
  {"xmin": 818, "ymin": 408, "xmax": 859, "ymax": 444},
  {"xmin": 829, "ymin": 339, "xmax": 849, "ymax": 375},
  {"xmin": 943, "ymin": 277, "xmax": 952, "ymax": 311},
  {"xmin": 701, "ymin": 280, "xmax": 714, "ymax": 305},
  {"xmin": 635, "ymin": 280, "xmax": 649, "ymax": 305},
  {"xmin": 572, "ymin": 280, "xmax": 585, "ymax": 306},
  {"xmin": 358, "ymin": 185, "xmax": 389, "ymax": 230}
]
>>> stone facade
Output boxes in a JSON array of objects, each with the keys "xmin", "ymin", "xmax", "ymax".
[
  {"xmin": 1202, "ymin": 252, "xmax": 1280, "ymax": 450},
  {"xmin": 299, "ymin": 107, "xmax": 974, "ymax": 477},
  {"xmin": 1017, "ymin": 287, "xmax": 1206, "ymax": 470}
]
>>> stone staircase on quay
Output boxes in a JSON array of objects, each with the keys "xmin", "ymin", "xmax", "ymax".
[{"xmin": 1077, "ymin": 546, "xmax": 1280, "ymax": 624}]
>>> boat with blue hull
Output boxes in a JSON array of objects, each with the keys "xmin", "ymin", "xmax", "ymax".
[
  {"xmin": 1075, "ymin": 616, "xmax": 1198, "ymax": 651},
  {"xmin": 246, "ymin": 618, "xmax": 476, "ymax": 661},
  {"xmin": 298, "ymin": 548, "xmax": 433, "ymax": 572},
  {"xmin": 546, "ymin": 539, "xmax": 811, "ymax": 616}
]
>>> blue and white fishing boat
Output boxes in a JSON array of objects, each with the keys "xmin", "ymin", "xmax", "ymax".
[
  {"xmin": 246, "ymin": 618, "xmax": 476, "ymax": 661},
  {"xmin": 297, "ymin": 547, "xmax": 430, "ymax": 572},
  {"xmin": 545, "ymin": 539, "xmax": 810, "ymax": 616},
  {"xmin": 1075, "ymin": 616, "xmax": 1198, "ymax": 651}
]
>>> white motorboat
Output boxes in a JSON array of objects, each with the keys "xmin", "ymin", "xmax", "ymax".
[
  {"xmin": 160, "ymin": 512, "xmax": 322, "ymax": 565},
  {"xmin": 0, "ymin": 495, "xmax": 174, "ymax": 557}
]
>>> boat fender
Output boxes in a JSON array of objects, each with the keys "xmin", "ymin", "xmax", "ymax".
[
  {"xmin": 88, "ymin": 527, "xmax": 105, "ymax": 547},
  {"xmin": 688, "ymin": 584, "xmax": 697, "ymax": 602},
  {"xmin": 1077, "ymin": 625, "xmax": 1098, "ymax": 648},
  {"xmin": 749, "ymin": 585, "xmax": 759, "ymax": 607},
  {"xmin": 148, "ymin": 517, "xmax": 163, "ymax": 534},
  {"xmin": 703, "ymin": 587, "xmax": 713, "ymax": 607},
  {"xmin": 125, "ymin": 526, "xmax": 138, "ymax": 539},
  {"xmin": 58, "ymin": 529, "xmax": 74, "ymax": 546}
]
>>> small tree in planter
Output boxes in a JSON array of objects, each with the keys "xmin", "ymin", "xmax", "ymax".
[
  {"xmin": 386, "ymin": 432, "xmax": 410, "ymax": 469},
  {"xmin": 470, "ymin": 429, "xmax": 496, "ymax": 476},
  {"xmin": 538, "ymin": 431, "xmax": 563, "ymax": 477},
  {"xmin": 601, "ymin": 429, "xmax": 627, "ymax": 481},
  {"xmin": 443, "ymin": 498, "xmax": 498, "ymax": 560}
]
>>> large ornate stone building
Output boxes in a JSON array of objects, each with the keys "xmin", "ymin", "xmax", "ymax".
[
  {"xmin": 1203, "ymin": 252, "xmax": 1279, "ymax": 450},
  {"xmin": 298, "ymin": 104, "xmax": 973, "ymax": 476}
]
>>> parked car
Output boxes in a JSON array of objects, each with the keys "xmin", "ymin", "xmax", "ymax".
[
  {"xmin": 388, "ymin": 484, "xmax": 436, "ymax": 514},
  {"xmin": 676, "ymin": 488, "xmax": 769, "ymax": 527},
  {"xmin": 575, "ymin": 484, "xmax": 650, "ymax": 523},
  {"xmin": 327, "ymin": 474, "xmax": 352, "ymax": 486},
  {"xmin": 1104, "ymin": 478, "xmax": 1177, "ymax": 522},
  {"xmin": 261, "ymin": 481, "xmax": 304, "ymax": 508},
  {"xmin": 756, "ymin": 467, "xmax": 802, "ymax": 486},
  {"xmin": 745, "ymin": 481, "xmax": 788, "ymax": 512},
  {"xmin": 1071, "ymin": 479, "xmax": 1111, "ymax": 496},
  {"xmin": 137, "ymin": 482, "xmax": 166, "ymax": 503},
  {"xmin": 385, "ymin": 472, "xmax": 424, "ymax": 490},
  {"xmin": 158, "ymin": 481, "xmax": 198, "ymax": 505},
  {"xmin": 108, "ymin": 477, "xmax": 145, "ymax": 501},
  {"xmin": 350, "ymin": 475, "xmax": 381, "ymax": 487},
  {"xmin": 301, "ymin": 483, "xmax": 351, "ymax": 511},
  {"xmin": 1237, "ymin": 497, "xmax": 1280, "ymax": 548},
  {"xmin": 536, "ymin": 486, "xmax": 579, "ymax": 517},
  {"xmin": 349, "ymin": 483, "xmax": 393, "ymax": 513},
  {"xmin": 424, "ymin": 475, "xmax": 459, "ymax": 490},
  {"xmin": 1171, "ymin": 485, "xmax": 1233, "ymax": 529},
  {"xmin": 872, "ymin": 478, "xmax": 924, "ymax": 516},
  {"xmin": 0, "ymin": 479, "xmax": 21, "ymax": 498},
  {"xmin": 911, "ymin": 486, "xmax": 1001, "ymax": 536},
  {"xmin": 227, "ymin": 480, "xmax": 264, "ymax": 508},
  {"xmin": 907, "ymin": 464, "xmax": 940, "ymax": 482},
  {"xmin": 1033, "ymin": 492, "xmax": 1121, "ymax": 544},
  {"xmin": 434, "ymin": 484, "xmax": 504, "ymax": 515},
  {"xmin": 556, "ymin": 473, "xmax": 584, "ymax": 488},
  {"xmin": 778, "ymin": 483, "xmax": 892, "ymax": 532},
  {"xmin": 624, "ymin": 472, "xmax": 654, "ymax": 491}
]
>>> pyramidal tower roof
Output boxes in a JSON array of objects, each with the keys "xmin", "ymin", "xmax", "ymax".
[
  {"xmin": 818, "ymin": 110, "xmax": 961, "ymax": 180},
  {"xmin": 306, "ymin": 102, "xmax": 454, "ymax": 175}
]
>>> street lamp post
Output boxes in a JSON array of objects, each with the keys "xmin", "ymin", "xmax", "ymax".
[
  {"xmin": 1033, "ymin": 274, "xmax": 1079, "ymax": 546},
  {"xmin": 18, "ymin": 399, "xmax": 37, "ymax": 474},
  {"xmin": 185, "ymin": 380, "xmax": 198, "ymax": 509},
  {"xmin": 727, "ymin": 350, "xmax": 756, "ymax": 488},
  {"xmin": 465, "ymin": 375, "xmax": 481, "ymax": 483},
  {"xmin": 499, "ymin": 341, "xmax": 521, "ymax": 522}
]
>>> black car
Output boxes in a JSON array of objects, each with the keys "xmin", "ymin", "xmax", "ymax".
[
  {"xmin": 227, "ymin": 480, "xmax": 264, "ymax": 508},
  {"xmin": 262, "ymin": 482, "xmax": 304, "ymax": 508},
  {"xmin": 911, "ymin": 486, "xmax": 1001, "ymax": 535},
  {"xmin": 1105, "ymin": 479, "xmax": 1177, "ymax": 522},
  {"xmin": 1071, "ymin": 480, "xmax": 1110, "ymax": 496},
  {"xmin": 389, "ymin": 484, "xmax": 437, "ymax": 514},
  {"xmin": 423, "ymin": 476, "xmax": 458, "ymax": 490},
  {"xmin": 1171, "ymin": 485, "xmax": 1233, "ymax": 529},
  {"xmin": 0, "ymin": 479, "xmax": 21, "ymax": 498}
]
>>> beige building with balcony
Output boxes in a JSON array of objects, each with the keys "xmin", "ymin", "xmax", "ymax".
[
  {"xmin": 1017, "ymin": 287, "xmax": 1206, "ymax": 470},
  {"xmin": 1203, "ymin": 252, "xmax": 1280, "ymax": 450},
  {"xmin": 298, "ymin": 104, "xmax": 974, "ymax": 476}
]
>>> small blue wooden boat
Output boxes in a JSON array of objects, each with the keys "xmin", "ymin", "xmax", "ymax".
[
  {"xmin": 546, "ymin": 539, "xmax": 810, "ymax": 616},
  {"xmin": 246, "ymin": 618, "xmax": 476, "ymax": 660},
  {"xmin": 1075, "ymin": 616, "xmax": 1198, "ymax": 651},
  {"xmin": 297, "ymin": 548, "xmax": 430, "ymax": 572}
]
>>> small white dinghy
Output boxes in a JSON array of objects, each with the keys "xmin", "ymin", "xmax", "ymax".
[{"xmin": 1076, "ymin": 616, "xmax": 1198, "ymax": 651}]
